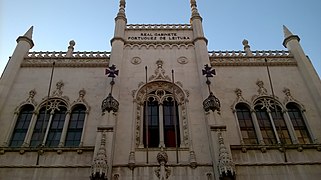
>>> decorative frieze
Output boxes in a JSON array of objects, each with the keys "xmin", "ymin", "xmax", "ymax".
[
  {"xmin": 124, "ymin": 43, "xmax": 194, "ymax": 50},
  {"xmin": 126, "ymin": 24, "xmax": 192, "ymax": 30}
]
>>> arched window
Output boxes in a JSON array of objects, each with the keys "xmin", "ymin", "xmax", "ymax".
[
  {"xmin": 10, "ymin": 105, "xmax": 34, "ymax": 147},
  {"xmin": 30, "ymin": 107, "xmax": 49, "ymax": 147},
  {"xmin": 287, "ymin": 103, "xmax": 312, "ymax": 144},
  {"xmin": 255, "ymin": 98, "xmax": 292, "ymax": 145},
  {"xmin": 65, "ymin": 105, "xmax": 86, "ymax": 147},
  {"xmin": 235, "ymin": 104, "xmax": 257, "ymax": 144},
  {"xmin": 271, "ymin": 106, "xmax": 292, "ymax": 144},
  {"xmin": 163, "ymin": 97, "xmax": 180, "ymax": 147},
  {"xmin": 143, "ymin": 97, "xmax": 160, "ymax": 148},
  {"xmin": 46, "ymin": 106, "xmax": 67, "ymax": 147},
  {"xmin": 142, "ymin": 89, "xmax": 180, "ymax": 148},
  {"xmin": 255, "ymin": 105, "xmax": 277, "ymax": 145},
  {"xmin": 30, "ymin": 99, "xmax": 67, "ymax": 147}
]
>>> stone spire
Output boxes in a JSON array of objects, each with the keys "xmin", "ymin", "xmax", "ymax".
[
  {"xmin": 116, "ymin": 0, "xmax": 126, "ymax": 20},
  {"xmin": 0, "ymin": 26, "xmax": 35, "ymax": 111},
  {"xmin": 190, "ymin": 0, "xmax": 201, "ymax": 20},
  {"xmin": 16, "ymin": 26, "xmax": 34, "ymax": 48},
  {"xmin": 282, "ymin": 25, "xmax": 300, "ymax": 48}
]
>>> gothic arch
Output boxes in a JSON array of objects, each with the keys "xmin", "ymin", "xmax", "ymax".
[{"xmin": 133, "ymin": 80, "xmax": 189, "ymax": 148}]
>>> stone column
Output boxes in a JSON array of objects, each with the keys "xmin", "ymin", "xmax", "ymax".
[
  {"xmin": 159, "ymin": 103, "xmax": 165, "ymax": 147},
  {"xmin": 59, "ymin": 111, "xmax": 71, "ymax": 147}
]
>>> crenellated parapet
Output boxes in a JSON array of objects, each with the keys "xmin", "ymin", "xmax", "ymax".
[
  {"xmin": 126, "ymin": 24, "xmax": 192, "ymax": 30},
  {"xmin": 209, "ymin": 50, "xmax": 296, "ymax": 66},
  {"xmin": 26, "ymin": 51, "xmax": 110, "ymax": 58},
  {"xmin": 21, "ymin": 51, "xmax": 110, "ymax": 67}
]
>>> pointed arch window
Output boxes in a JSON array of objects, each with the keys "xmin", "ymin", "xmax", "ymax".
[
  {"xmin": 10, "ymin": 105, "xmax": 34, "ymax": 147},
  {"xmin": 143, "ymin": 97, "xmax": 160, "ymax": 148},
  {"xmin": 142, "ymin": 89, "xmax": 181, "ymax": 148},
  {"xmin": 30, "ymin": 99, "xmax": 67, "ymax": 147},
  {"xmin": 163, "ymin": 97, "xmax": 180, "ymax": 147},
  {"xmin": 286, "ymin": 103, "xmax": 312, "ymax": 144},
  {"xmin": 254, "ymin": 98, "xmax": 292, "ymax": 145},
  {"xmin": 46, "ymin": 106, "xmax": 67, "ymax": 147},
  {"xmin": 235, "ymin": 103, "xmax": 258, "ymax": 144},
  {"xmin": 271, "ymin": 106, "xmax": 292, "ymax": 144},
  {"xmin": 65, "ymin": 105, "xmax": 86, "ymax": 147}
]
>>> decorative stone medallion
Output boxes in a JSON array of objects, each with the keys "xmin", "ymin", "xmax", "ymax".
[
  {"xmin": 177, "ymin": 56, "xmax": 188, "ymax": 64},
  {"xmin": 131, "ymin": 57, "xmax": 142, "ymax": 65}
]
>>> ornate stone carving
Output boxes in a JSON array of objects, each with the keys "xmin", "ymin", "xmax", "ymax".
[
  {"xmin": 148, "ymin": 59, "xmax": 171, "ymax": 81},
  {"xmin": 131, "ymin": 57, "xmax": 141, "ymax": 65},
  {"xmin": 217, "ymin": 131, "xmax": 236, "ymax": 179},
  {"xmin": 177, "ymin": 56, "xmax": 188, "ymax": 64},
  {"xmin": 134, "ymin": 81, "xmax": 189, "ymax": 147},
  {"xmin": 283, "ymin": 88, "xmax": 305, "ymax": 109},
  {"xmin": 189, "ymin": 150, "xmax": 197, "ymax": 168},
  {"xmin": 256, "ymin": 80, "xmax": 268, "ymax": 96},
  {"xmin": 16, "ymin": 89, "xmax": 38, "ymax": 111},
  {"xmin": 155, "ymin": 149, "xmax": 171, "ymax": 179},
  {"xmin": 90, "ymin": 131, "xmax": 108, "ymax": 180},
  {"xmin": 126, "ymin": 24, "xmax": 192, "ymax": 30}
]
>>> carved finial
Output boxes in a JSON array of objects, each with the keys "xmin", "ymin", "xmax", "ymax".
[
  {"xmin": 66, "ymin": 40, "xmax": 75, "ymax": 57},
  {"xmin": 29, "ymin": 89, "xmax": 36, "ymax": 99},
  {"xmin": 52, "ymin": 81, "xmax": 64, "ymax": 97},
  {"xmin": 242, "ymin": 39, "xmax": 253, "ymax": 56},
  {"xmin": 234, "ymin": 88, "xmax": 242, "ymax": 97},
  {"xmin": 190, "ymin": 0, "xmax": 201, "ymax": 19},
  {"xmin": 218, "ymin": 132, "xmax": 236, "ymax": 179},
  {"xmin": 90, "ymin": 131, "xmax": 108, "ymax": 180},
  {"xmin": 149, "ymin": 59, "xmax": 171, "ymax": 81},
  {"xmin": 256, "ymin": 80, "xmax": 268, "ymax": 96},
  {"xmin": 117, "ymin": 0, "xmax": 126, "ymax": 19}
]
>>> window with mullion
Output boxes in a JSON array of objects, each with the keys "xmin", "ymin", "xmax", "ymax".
[
  {"xmin": 143, "ymin": 98, "xmax": 159, "ymax": 148},
  {"xmin": 46, "ymin": 107, "xmax": 67, "ymax": 147},
  {"xmin": 65, "ymin": 105, "xmax": 86, "ymax": 147},
  {"xmin": 271, "ymin": 106, "xmax": 292, "ymax": 144},
  {"xmin": 287, "ymin": 103, "xmax": 312, "ymax": 144},
  {"xmin": 163, "ymin": 97, "xmax": 180, "ymax": 147},
  {"xmin": 30, "ymin": 108, "xmax": 50, "ymax": 147},
  {"xmin": 255, "ymin": 106, "xmax": 277, "ymax": 145},
  {"xmin": 10, "ymin": 105, "xmax": 34, "ymax": 147},
  {"xmin": 236, "ymin": 104, "xmax": 258, "ymax": 144}
]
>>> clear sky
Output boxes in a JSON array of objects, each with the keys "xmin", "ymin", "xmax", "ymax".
[{"xmin": 1, "ymin": 0, "xmax": 320, "ymax": 77}]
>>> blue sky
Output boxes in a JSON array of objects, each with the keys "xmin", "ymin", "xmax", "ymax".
[{"xmin": 1, "ymin": 0, "xmax": 321, "ymax": 77}]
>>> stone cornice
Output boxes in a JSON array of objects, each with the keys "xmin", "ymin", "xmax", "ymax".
[
  {"xmin": 16, "ymin": 36, "xmax": 34, "ymax": 48},
  {"xmin": 283, "ymin": 35, "xmax": 300, "ymax": 48},
  {"xmin": 21, "ymin": 51, "xmax": 110, "ymax": 68},
  {"xmin": 209, "ymin": 50, "xmax": 296, "ymax": 66},
  {"xmin": 126, "ymin": 24, "xmax": 192, "ymax": 30}
]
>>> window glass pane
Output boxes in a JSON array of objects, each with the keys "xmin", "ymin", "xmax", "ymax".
[
  {"xmin": 236, "ymin": 104, "xmax": 258, "ymax": 144},
  {"xmin": 65, "ymin": 105, "xmax": 86, "ymax": 147},
  {"xmin": 10, "ymin": 105, "xmax": 34, "ymax": 147},
  {"xmin": 287, "ymin": 103, "xmax": 311, "ymax": 144},
  {"xmin": 255, "ymin": 105, "xmax": 276, "ymax": 145}
]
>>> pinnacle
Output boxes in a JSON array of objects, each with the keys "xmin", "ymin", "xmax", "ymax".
[
  {"xmin": 24, "ymin": 26, "xmax": 34, "ymax": 39},
  {"xmin": 283, "ymin": 25, "xmax": 293, "ymax": 39}
]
